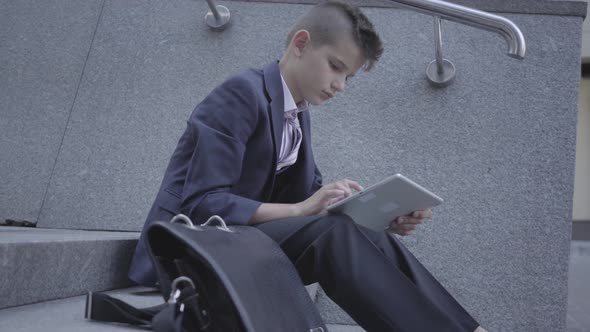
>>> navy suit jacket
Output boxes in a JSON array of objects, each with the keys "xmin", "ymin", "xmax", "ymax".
[{"xmin": 129, "ymin": 62, "xmax": 323, "ymax": 285}]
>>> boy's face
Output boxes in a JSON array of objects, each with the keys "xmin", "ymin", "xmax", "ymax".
[{"xmin": 291, "ymin": 31, "xmax": 365, "ymax": 105}]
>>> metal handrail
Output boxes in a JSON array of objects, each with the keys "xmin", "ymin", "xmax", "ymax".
[
  {"xmin": 390, "ymin": 0, "xmax": 526, "ymax": 86},
  {"xmin": 434, "ymin": 16, "xmax": 444, "ymax": 74},
  {"xmin": 201, "ymin": 0, "xmax": 526, "ymax": 58},
  {"xmin": 204, "ymin": 0, "xmax": 230, "ymax": 31},
  {"xmin": 427, "ymin": 16, "xmax": 456, "ymax": 87},
  {"xmin": 200, "ymin": 0, "xmax": 526, "ymax": 86},
  {"xmin": 391, "ymin": 0, "xmax": 526, "ymax": 59}
]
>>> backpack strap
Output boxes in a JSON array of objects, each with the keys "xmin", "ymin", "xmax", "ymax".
[
  {"xmin": 85, "ymin": 278, "xmax": 207, "ymax": 332},
  {"xmin": 85, "ymin": 291, "xmax": 165, "ymax": 327}
]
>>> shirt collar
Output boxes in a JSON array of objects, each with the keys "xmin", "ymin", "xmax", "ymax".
[{"xmin": 280, "ymin": 74, "xmax": 308, "ymax": 113}]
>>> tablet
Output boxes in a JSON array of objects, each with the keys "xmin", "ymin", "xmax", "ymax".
[{"xmin": 326, "ymin": 174, "xmax": 443, "ymax": 231}]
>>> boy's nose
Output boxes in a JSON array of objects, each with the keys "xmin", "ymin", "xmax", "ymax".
[{"xmin": 332, "ymin": 78, "xmax": 345, "ymax": 92}]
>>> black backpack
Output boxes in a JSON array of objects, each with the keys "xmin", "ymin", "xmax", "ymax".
[{"xmin": 85, "ymin": 214, "xmax": 326, "ymax": 332}]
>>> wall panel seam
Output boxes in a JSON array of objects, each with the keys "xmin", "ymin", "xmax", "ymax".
[{"xmin": 35, "ymin": 0, "xmax": 108, "ymax": 225}]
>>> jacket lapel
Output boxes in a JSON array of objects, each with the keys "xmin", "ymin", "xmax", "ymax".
[
  {"xmin": 263, "ymin": 62, "xmax": 285, "ymax": 164},
  {"xmin": 297, "ymin": 110, "xmax": 314, "ymax": 196}
]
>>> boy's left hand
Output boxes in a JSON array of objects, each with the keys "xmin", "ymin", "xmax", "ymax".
[{"xmin": 386, "ymin": 209, "xmax": 432, "ymax": 236}]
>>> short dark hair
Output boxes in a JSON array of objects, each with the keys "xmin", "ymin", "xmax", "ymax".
[{"xmin": 285, "ymin": 1, "xmax": 384, "ymax": 71}]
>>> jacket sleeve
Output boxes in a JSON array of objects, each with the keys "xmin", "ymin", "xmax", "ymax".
[
  {"xmin": 179, "ymin": 75, "xmax": 263, "ymax": 225},
  {"xmin": 310, "ymin": 164, "xmax": 323, "ymax": 196}
]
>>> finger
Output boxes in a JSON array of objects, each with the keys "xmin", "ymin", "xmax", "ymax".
[
  {"xmin": 334, "ymin": 179, "xmax": 362, "ymax": 196},
  {"xmin": 412, "ymin": 209, "xmax": 432, "ymax": 219},
  {"xmin": 389, "ymin": 219, "xmax": 399, "ymax": 228},
  {"xmin": 323, "ymin": 182, "xmax": 344, "ymax": 190},
  {"xmin": 401, "ymin": 224, "xmax": 417, "ymax": 232},
  {"xmin": 396, "ymin": 216, "xmax": 423, "ymax": 225},
  {"xmin": 323, "ymin": 189, "xmax": 346, "ymax": 200},
  {"xmin": 393, "ymin": 223, "xmax": 417, "ymax": 232},
  {"xmin": 404, "ymin": 217, "xmax": 424, "ymax": 225},
  {"xmin": 343, "ymin": 179, "xmax": 364, "ymax": 192},
  {"xmin": 327, "ymin": 193, "xmax": 346, "ymax": 206},
  {"xmin": 333, "ymin": 182, "xmax": 354, "ymax": 197},
  {"xmin": 388, "ymin": 222, "xmax": 417, "ymax": 232},
  {"xmin": 327, "ymin": 197, "xmax": 339, "ymax": 206},
  {"xmin": 387, "ymin": 228, "xmax": 413, "ymax": 236},
  {"xmin": 410, "ymin": 211, "xmax": 426, "ymax": 220}
]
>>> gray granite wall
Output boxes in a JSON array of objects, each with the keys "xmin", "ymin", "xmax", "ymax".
[
  {"xmin": 0, "ymin": 0, "xmax": 104, "ymax": 224},
  {"xmin": 1, "ymin": 0, "xmax": 586, "ymax": 330}
]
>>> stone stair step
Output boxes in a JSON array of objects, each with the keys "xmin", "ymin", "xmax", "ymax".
[
  {"xmin": 0, "ymin": 287, "xmax": 160, "ymax": 332},
  {"xmin": 0, "ymin": 286, "xmax": 359, "ymax": 331},
  {"xmin": 315, "ymin": 286, "xmax": 359, "ymax": 326},
  {"xmin": 0, "ymin": 227, "xmax": 138, "ymax": 309}
]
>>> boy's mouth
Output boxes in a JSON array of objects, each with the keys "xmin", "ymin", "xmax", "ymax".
[{"xmin": 322, "ymin": 91, "xmax": 334, "ymax": 99}]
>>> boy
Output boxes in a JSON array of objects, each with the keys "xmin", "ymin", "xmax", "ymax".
[{"xmin": 129, "ymin": 2, "xmax": 486, "ymax": 331}]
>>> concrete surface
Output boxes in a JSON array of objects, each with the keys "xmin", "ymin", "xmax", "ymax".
[
  {"xmin": 0, "ymin": 227, "xmax": 138, "ymax": 309},
  {"xmin": 0, "ymin": 285, "xmax": 322, "ymax": 331},
  {"xmin": 224, "ymin": 0, "xmax": 588, "ymax": 16},
  {"xmin": 0, "ymin": 0, "xmax": 104, "ymax": 223},
  {"xmin": 1, "ymin": 0, "xmax": 587, "ymax": 330},
  {"xmin": 0, "ymin": 240, "xmax": 588, "ymax": 331}
]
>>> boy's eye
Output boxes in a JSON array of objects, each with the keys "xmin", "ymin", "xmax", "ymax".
[{"xmin": 329, "ymin": 61, "xmax": 341, "ymax": 71}]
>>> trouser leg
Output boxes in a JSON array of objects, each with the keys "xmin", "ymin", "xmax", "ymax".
[
  {"xmin": 255, "ymin": 214, "xmax": 479, "ymax": 332},
  {"xmin": 356, "ymin": 225, "xmax": 480, "ymax": 331}
]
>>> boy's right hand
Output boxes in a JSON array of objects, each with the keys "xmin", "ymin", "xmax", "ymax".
[{"xmin": 295, "ymin": 179, "xmax": 363, "ymax": 217}]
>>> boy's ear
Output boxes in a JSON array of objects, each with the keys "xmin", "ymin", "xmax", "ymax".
[{"xmin": 290, "ymin": 30, "xmax": 312, "ymax": 56}]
